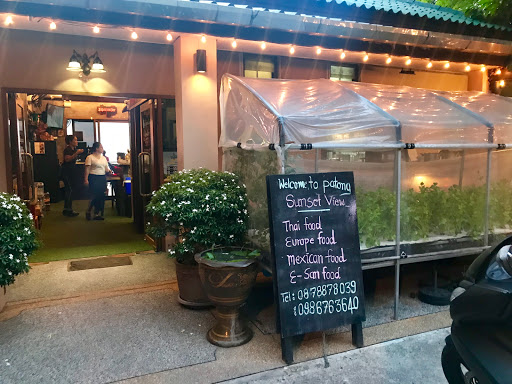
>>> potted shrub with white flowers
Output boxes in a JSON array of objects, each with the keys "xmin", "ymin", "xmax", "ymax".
[
  {"xmin": 146, "ymin": 169, "xmax": 255, "ymax": 311},
  {"xmin": 0, "ymin": 193, "xmax": 38, "ymax": 312}
]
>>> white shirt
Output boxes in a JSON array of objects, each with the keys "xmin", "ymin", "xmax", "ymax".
[{"xmin": 85, "ymin": 154, "xmax": 110, "ymax": 175}]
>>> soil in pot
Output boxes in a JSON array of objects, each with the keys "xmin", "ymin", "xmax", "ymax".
[{"xmin": 175, "ymin": 260, "xmax": 212, "ymax": 308}]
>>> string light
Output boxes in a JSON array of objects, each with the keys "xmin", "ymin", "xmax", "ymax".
[
  {"xmin": 405, "ymin": 58, "xmax": 412, "ymax": 66},
  {"xmin": 340, "ymin": 50, "xmax": 346, "ymax": 60},
  {"xmin": 496, "ymin": 68, "xmax": 502, "ymax": 75},
  {"xmin": 166, "ymin": 33, "xmax": 173, "ymax": 42},
  {"xmin": 261, "ymin": 42, "xmax": 266, "ymax": 50},
  {"xmin": 499, "ymin": 80, "xmax": 505, "ymax": 87},
  {"xmin": 386, "ymin": 56, "xmax": 392, "ymax": 64},
  {"xmin": 465, "ymin": 65, "xmax": 471, "ymax": 72},
  {"xmin": 363, "ymin": 53, "xmax": 369, "ymax": 62},
  {"xmin": 201, "ymin": 35, "xmax": 207, "ymax": 43},
  {"xmin": 231, "ymin": 39, "xmax": 237, "ymax": 48},
  {"xmin": 290, "ymin": 46, "xmax": 295, "ymax": 54},
  {"xmin": 481, "ymin": 66, "xmax": 486, "ymax": 72},
  {"xmin": 444, "ymin": 62, "xmax": 450, "ymax": 69},
  {"xmin": 4, "ymin": 15, "xmax": 13, "ymax": 26},
  {"xmin": 427, "ymin": 61, "xmax": 433, "ymax": 69},
  {"xmin": 316, "ymin": 47, "xmax": 322, "ymax": 55},
  {"xmin": 131, "ymin": 31, "xmax": 138, "ymax": 40},
  {"xmin": 49, "ymin": 21, "xmax": 57, "ymax": 30},
  {"xmin": 93, "ymin": 26, "xmax": 100, "ymax": 34}
]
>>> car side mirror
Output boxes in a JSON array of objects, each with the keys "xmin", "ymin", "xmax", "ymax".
[{"xmin": 497, "ymin": 245, "xmax": 512, "ymax": 277}]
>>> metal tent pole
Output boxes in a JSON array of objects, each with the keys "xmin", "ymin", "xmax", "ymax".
[
  {"xmin": 484, "ymin": 149, "xmax": 492, "ymax": 246},
  {"xmin": 394, "ymin": 149, "xmax": 402, "ymax": 320}
]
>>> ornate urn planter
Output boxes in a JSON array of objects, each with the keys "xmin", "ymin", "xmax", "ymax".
[{"xmin": 195, "ymin": 247, "xmax": 260, "ymax": 347}]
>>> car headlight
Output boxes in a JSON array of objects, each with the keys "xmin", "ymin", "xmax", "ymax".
[{"xmin": 450, "ymin": 287, "xmax": 466, "ymax": 302}]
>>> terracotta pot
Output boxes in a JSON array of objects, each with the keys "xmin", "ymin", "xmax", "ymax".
[
  {"xmin": 196, "ymin": 248, "xmax": 259, "ymax": 347},
  {"xmin": 174, "ymin": 260, "xmax": 212, "ymax": 308},
  {"xmin": 0, "ymin": 286, "xmax": 6, "ymax": 313}
]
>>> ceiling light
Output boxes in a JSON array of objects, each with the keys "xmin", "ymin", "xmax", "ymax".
[
  {"xmin": 427, "ymin": 61, "xmax": 433, "ymax": 69},
  {"xmin": 261, "ymin": 42, "xmax": 266, "ymax": 50},
  {"xmin": 4, "ymin": 15, "xmax": 13, "ymax": 26},
  {"xmin": 166, "ymin": 33, "xmax": 173, "ymax": 42},
  {"xmin": 386, "ymin": 57, "xmax": 392, "ymax": 64},
  {"xmin": 232, "ymin": 39, "xmax": 237, "ymax": 48},
  {"xmin": 316, "ymin": 47, "xmax": 322, "ymax": 55},
  {"xmin": 93, "ymin": 26, "xmax": 100, "ymax": 34},
  {"xmin": 465, "ymin": 65, "xmax": 471, "ymax": 72},
  {"xmin": 131, "ymin": 31, "xmax": 138, "ymax": 40},
  {"xmin": 290, "ymin": 46, "xmax": 295, "ymax": 54},
  {"xmin": 340, "ymin": 51, "xmax": 346, "ymax": 60},
  {"xmin": 363, "ymin": 53, "xmax": 369, "ymax": 62},
  {"xmin": 405, "ymin": 58, "xmax": 412, "ymax": 66},
  {"xmin": 444, "ymin": 62, "xmax": 450, "ymax": 69},
  {"xmin": 496, "ymin": 68, "xmax": 502, "ymax": 75},
  {"xmin": 50, "ymin": 21, "xmax": 57, "ymax": 30},
  {"xmin": 201, "ymin": 35, "xmax": 207, "ymax": 43},
  {"xmin": 481, "ymin": 66, "xmax": 486, "ymax": 72}
]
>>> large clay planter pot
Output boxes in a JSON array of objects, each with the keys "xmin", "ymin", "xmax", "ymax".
[
  {"xmin": 195, "ymin": 248, "xmax": 259, "ymax": 347},
  {"xmin": 175, "ymin": 260, "xmax": 212, "ymax": 308},
  {"xmin": 0, "ymin": 286, "xmax": 6, "ymax": 313}
]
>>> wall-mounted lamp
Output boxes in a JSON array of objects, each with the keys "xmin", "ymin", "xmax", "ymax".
[
  {"xmin": 67, "ymin": 50, "xmax": 106, "ymax": 76},
  {"xmin": 196, "ymin": 49, "xmax": 206, "ymax": 73}
]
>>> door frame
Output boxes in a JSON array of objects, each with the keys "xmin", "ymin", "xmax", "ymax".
[{"xmin": 1, "ymin": 87, "xmax": 172, "ymax": 196}]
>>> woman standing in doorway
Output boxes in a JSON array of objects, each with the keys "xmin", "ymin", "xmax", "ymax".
[{"xmin": 84, "ymin": 142, "xmax": 112, "ymax": 220}]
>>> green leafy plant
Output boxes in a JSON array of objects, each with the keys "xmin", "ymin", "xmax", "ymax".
[
  {"xmin": 203, "ymin": 249, "xmax": 261, "ymax": 262},
  {"xmin": 146, "ymin": 169, "xmax": 249, "ymax": 264},
  {"xmin": 0, "ymin": 193, "xmax": 38, "ymax": 287}
]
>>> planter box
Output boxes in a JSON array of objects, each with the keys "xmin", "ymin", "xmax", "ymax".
[{"xmin": 0, "ymin": 287, "xmax": 6, "ymax": 313}]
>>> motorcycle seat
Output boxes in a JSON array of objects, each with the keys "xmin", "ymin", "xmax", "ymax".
[{"xmin": 451, "ymin": 325, "xmax": 512, "ymax": 384}]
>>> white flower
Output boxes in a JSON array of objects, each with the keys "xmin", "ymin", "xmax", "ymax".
[{"xmin": 16, "ymin": 237, "xmax": 21, "ymax": 241}]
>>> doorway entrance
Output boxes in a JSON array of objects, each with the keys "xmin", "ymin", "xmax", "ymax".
[{"xmin": 3, "ymin": 91, "xmax": 177, "ymax": 264}]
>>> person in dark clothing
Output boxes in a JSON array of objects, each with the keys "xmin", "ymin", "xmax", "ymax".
[{"xmin": 62, "ymin": 135, "xmax": 84, "ymax": 217}]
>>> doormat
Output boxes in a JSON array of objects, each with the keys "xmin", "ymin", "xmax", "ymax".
[{"xmin": 68, "ymin": 256, "xmax": 133, "ymax": 271}]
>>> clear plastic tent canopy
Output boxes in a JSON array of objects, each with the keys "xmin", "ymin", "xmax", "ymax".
[{"xmin": 219, "ymin": 74, "xmax": 512, "ymax": 149}]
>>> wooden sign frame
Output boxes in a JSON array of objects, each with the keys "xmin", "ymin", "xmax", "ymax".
[{"xmin": 266, "ymin": 172, "xmax": 365, "ymax": 364}]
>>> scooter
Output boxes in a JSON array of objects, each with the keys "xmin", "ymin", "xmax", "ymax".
[{"xmin": 442, "ymin": 236, "xmax": 512, "ymax": 384}]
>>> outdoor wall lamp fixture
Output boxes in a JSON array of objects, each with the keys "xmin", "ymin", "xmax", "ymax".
[
  {"xmin": 67, "ymin": 50, "xmax": 106, "ymax": 76},
  {"xmin": 196, "ymin": 49, "xmax": 206, "ymax": 73}
]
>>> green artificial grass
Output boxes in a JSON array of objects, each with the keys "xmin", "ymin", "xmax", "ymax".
[{"xmin": 30, "ymin": 200, "xmax": 153, "ymax": 263}]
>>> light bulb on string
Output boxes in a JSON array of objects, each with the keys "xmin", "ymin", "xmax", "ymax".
[
  {"xmin": 427, "ymin": 61, "xmax": 433, "ymax": 69},
  {"xmin": 131, "ymin": 31, "xmax": 138, "ymax": 40},
  {"xmin": 93, "ymin": 26, "xmax": 100, "ymax": 34},
  {"xmin": 201, "ymin": 35, "xmax": 207, "ymax": 43},
  {"xmin": 405, "ymin": 58, "xmax": 412, "ymax": 66},
  {"xmin": 481, "ymin": 66, "xmax": 486, "ymax": 72},
  {"xmin": 316, "ymin": 47, "xmax": 322, "ymax": 55},
  {"xmin": 496, "ymin": 68, "xmax": 502, "ymax": 75},
  {"xmin": 50, "ymin": 21, "xmax": 57, "ymax": 30},
  {"xmin": 340, "ymin": 51, "xmax": 346, "ymax": 60},
  {"xmin": 231, "ymin": 39, "xmax": 237, "ymax": 49},
  {"xmin": 261, "ymin": 42, "xmax": 266, "ymax": 50},
  {"xmin": 386, "ymin": 56, "xmax": 392, "ymax": 64},
  {"xmin": 166, "ymin": 33, "xmax": 173, "ymax": 42},
  {"xmin": 4, "ymin": 15, "xmax": 13, "ymax": 26},
  {"xmin": 290, "ymin": 46, "xmax": 295, "ymax": 54},
  {"xmin": 444, "ymin": 62, "xmax": 450, "ymax": 69},
  {"xmin": 500, "ymin": 80, "xmax": 505, "ymax": 87},
  {"xmin": 465, "ymin": 65, "xmax": 471, "ymax": 72},
  {"xmin": 363, "ymin": 53, "xmax": 369, "ymax": 62}
]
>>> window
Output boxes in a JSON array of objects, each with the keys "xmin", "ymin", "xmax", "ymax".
[
  {"xmin": 244, "ymin": 55, "xmax": 276, "ymax": 79},
  {"xmin": 73, "ymin": 120, "xmax": 95, "ymax": 146},
  {"xmin": 98, "ymin": 122, "xmax": 130, "ymax": 163},
  {"xmin": 330, "ymin": 65, "xmax": 358, "ymax": 82}
]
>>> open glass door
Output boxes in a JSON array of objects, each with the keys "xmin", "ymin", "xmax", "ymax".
[
  {"xmin": 7, "ymin": 93, "xmax": 34, "ymax": 203},
  {"xmin": 130, "ymin": 99, "xmax": 164, "ymax": 248}
]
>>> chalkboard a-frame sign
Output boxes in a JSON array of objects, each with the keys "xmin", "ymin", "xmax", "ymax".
[{"xmin": 266, "ymin": 172, "xmax": 366, "ymax": 363}]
